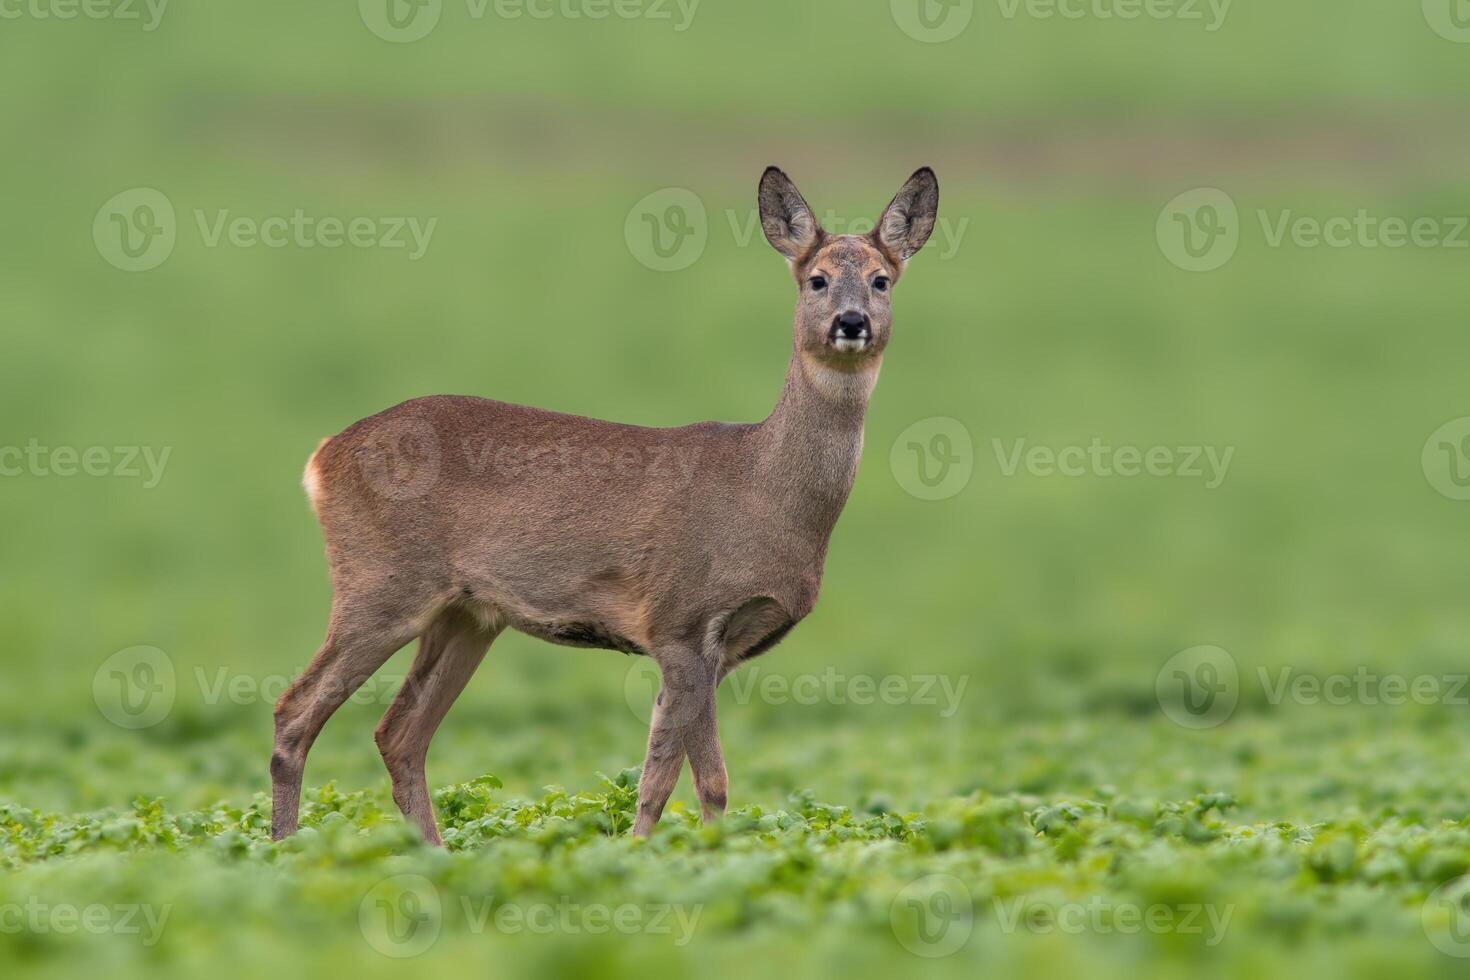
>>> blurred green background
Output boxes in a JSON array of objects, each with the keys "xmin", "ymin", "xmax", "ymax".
[{"xmin": 4, "ymin": 0, "xmax": 1470, "ymax": 977}]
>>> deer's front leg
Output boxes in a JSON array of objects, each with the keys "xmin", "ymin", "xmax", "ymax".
[
  {"xmin": 633, "ymin": 653, "xmax": 722, "ymax": 836},
  {"xmin": 633, "ymin": 680, "xmax": 686, "ymax": 837},
  {"xmin": 684, "ymin": 702, "xmax": 727, "ymax": 824},
  {"xmin": 684, "ymin": 660, "xmax": 734, "ymax": 823}
]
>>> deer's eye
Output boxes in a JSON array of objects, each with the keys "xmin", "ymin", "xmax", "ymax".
[
  {"xmin": 808, "ymin": 276, "xmax": 828, "ymax": 291},
  {"xmin": 872, "ymin": 276, "xmax": 890, "ymax": 293}
]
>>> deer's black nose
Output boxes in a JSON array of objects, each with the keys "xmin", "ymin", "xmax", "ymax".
[{"xmin": 832, "ymin": 312, "xmax": 871, "ymax": 340}]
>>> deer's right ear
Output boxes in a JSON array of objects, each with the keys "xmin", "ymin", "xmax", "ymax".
[{"xmin": 758, "ymin": 167, "xmax": 821, "ymax": 263}]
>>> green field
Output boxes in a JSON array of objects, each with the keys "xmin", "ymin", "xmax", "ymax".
[{"xmin": 5, "ymin": 1, "xmax": 1470, "ymax": 977}]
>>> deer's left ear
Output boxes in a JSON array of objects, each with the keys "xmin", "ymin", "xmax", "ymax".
[{"xmin": 874, "ymin": 167, "xmax": 939, "ymax": 262}]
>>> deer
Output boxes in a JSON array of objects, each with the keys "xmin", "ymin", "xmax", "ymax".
[{"xmin": 270, "ymin": 166, "xmax": 940, "ymax": 844}]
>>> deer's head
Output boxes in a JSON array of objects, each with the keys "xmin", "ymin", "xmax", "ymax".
[{"xmin": 759, "ymin": 166, "xmax": 939, "ymax": 373}]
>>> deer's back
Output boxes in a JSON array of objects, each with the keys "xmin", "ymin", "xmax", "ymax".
[{"xmin": 304, "ymin": 395, "xmax": 822, "ymax": 653}]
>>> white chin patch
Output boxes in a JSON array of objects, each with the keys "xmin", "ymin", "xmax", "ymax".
[{"xmin": 832, "ymin": 337, "xmax": 869, "ymax": 353}]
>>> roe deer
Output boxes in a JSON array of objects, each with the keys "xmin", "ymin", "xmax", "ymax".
[{"xmin": 271, "ymin": 166, "xmax": 940, "ymax": 843}]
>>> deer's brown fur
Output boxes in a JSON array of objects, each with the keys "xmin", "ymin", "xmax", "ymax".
[{"xmin": 270, "ymin": 167, "xmax": 940, "ymax": 843}]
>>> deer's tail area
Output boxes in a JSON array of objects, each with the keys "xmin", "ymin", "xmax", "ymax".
[{"xmin": 301, "ymin": 437, "xmax": 332, "ymax": 516}]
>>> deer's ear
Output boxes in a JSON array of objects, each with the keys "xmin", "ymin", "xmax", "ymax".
[
  {"xmin": 875, "ymin": 167, "xmax": 939, "ymax": 262},
  {"xmin": 759, "ymin": 166, "xmax": 821, "ymax": 262}
]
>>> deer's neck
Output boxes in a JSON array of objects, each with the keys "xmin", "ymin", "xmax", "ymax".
[{"xmin": 752, "ymin": 347, "xmax": 878, "ymax": 538}]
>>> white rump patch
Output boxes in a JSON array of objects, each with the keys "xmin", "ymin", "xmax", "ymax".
[{"xmin": 301, "ymin": 438, "xmax": 329, "ymax": 511}]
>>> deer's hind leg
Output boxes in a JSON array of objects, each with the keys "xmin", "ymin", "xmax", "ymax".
[
  {"xmin": 375, "ymin": 605, "xmax": 500, "ymax": 845},
  {"xmin": 271, "ymin": 581, "xmax": 442, "ymax": 841}
]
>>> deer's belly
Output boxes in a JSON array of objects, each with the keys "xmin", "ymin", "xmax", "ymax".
[
  {"xmin": 515, "ymin": 618, "xmax": 648, "ymax": 656},
  {"xmin": 468, "ymin": 567, "xmax": 655, "ymax": 656}
]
